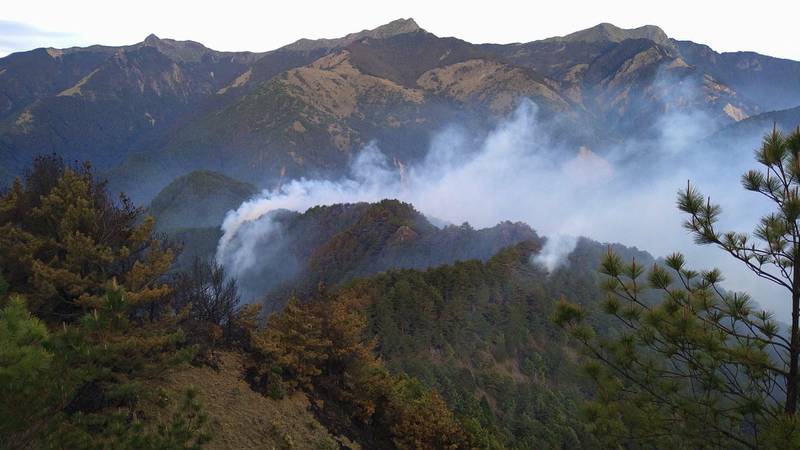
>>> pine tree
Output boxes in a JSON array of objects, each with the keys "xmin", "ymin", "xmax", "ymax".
[
  {"xmin": 0, "ymin": 157, "xmax": 210, "ymax": 448},
  {"xmin": 555, "ymin": 126, "xmax": 800, "ymax": 448},
  {"xmin": 0, "ymin": 296, "xmax": 53, "ymax": 438},
  {"xmin": 0, "ymin": 155, "xmax": 176, "ymax": 323},
  {"xmin": 253, "ymin": 296, "xmax": 331, "ymax": 390},
  {"xmin": 252, "ymin": 286, "xmax": 474, "ymax": 448}
]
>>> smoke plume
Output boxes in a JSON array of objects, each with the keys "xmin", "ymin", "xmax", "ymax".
[{"xmin": 217, "ymin": 97, "xmax": 788, "ymax": 318}]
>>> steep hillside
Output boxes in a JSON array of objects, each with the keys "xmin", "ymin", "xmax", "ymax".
[
  {"xmin": 723, "ymin": 105, "xmax": 800, "ymax": 134},
  {"xmin": 282, "ymin": 17, "xmax": 423, "ymax": 52},
  {"xmin": 0, "ymin": 152, "xmax": 665, "ymax": 449},
  {"xmin": 543, "ymin": 23, "xmax": 672, "ymax": 46},
  {"xmin": 144, "ymin": 32, "xmax": 570, "ymax": 194},
  {"xmin": 711, "ymin": 105, "xmax": 800, "ymax": 151},
  {"xmin": 488, "ymin": 28, "xmax": 760, "ymax": 135},
  {"xmin": 152, "ymin": 352, "xmax": 354, "ymax": 449},
  {"xmin": 0, "ymin": 37, "xmax": 260, "ymax": 174}
]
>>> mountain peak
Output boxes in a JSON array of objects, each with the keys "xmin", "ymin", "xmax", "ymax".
[
  {"xmin": 370, "ymin": 18, "xmax": 421, "ymax": 37},
  {"xmin": 544, "ymin": 23, "xmax": 669, "ymax": 45},
  {"xmin": 136, "ymin": 34, "xmax": 222, "ymax": 62},
  {"xmin": 281, "ymin": 18, "xmax": 424, "ymax": 52},
  {"xmin": 143, "ymin": 33, "xmax": 162, "ymax": 45}
]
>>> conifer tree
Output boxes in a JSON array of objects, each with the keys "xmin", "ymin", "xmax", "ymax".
[
  {"xmin": 0, "ymin": 295, "xmax": 52, "ymax": 438},
  {"xmin": 556, "ymin": 126, "xmax": 800, "ymax": 448},
  {"xmin": 253, "ymin": 286, "xmax": 473, "ymax": 448},
  {"xmin": 0, "ymin": 157, "xmax": 210, "ymax": 448},
  {"xmin": 0, "ymin": 155, "xmax": 175, "ymax": 322}
]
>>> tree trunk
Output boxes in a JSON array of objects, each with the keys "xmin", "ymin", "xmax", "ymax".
[{"xmin": 787, "ymin": 264, "xmax": 800, "ymax": 414}]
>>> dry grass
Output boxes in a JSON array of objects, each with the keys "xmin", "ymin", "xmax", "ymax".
[
  {"xmin": 57, "ymin": 69, "xmax": 100, "ymax": 97},
  {"xmin": 416, "ymin": 59, "xmax": 568, "ymax": 114},
  {"xmin": 217, "ymin": 68, "xmax": 253, "ymax": 95},
  {"xmin": 283, "ymin": 51, "xmax": 424, "ymax": 121},
  {"xmin": 152, "ymin": 351, "xmax": 358, "ymax": 449}
]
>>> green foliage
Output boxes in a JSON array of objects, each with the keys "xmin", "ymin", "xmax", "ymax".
[
  {"xmin": 0, "ymin": 272, "xmax": 8, "ymax": 297},
  {"xmin": 560, "ymin": 248, "xmax": 794, "ymax": 448},
  {"xmin": 0, "ymin": 155, "xmax": 175, "ymax": 323},
  {"xmin": 148, "ymin": 170, "xmax": 256, "ymax": 231},
  {"xmin": 0, "ymin": 296, "xmax": 53, "ymax": 437},
  {"xmin": 47, "ymin": 387, "xmax": 211, "ymax": 449},
  {"xmin": 0, "ymin": 282, "xmax": 208, "ymax": 448},
  {"xmin": 0, "ymin": 157, "xmax": 211, "ymax": 448},
  {"xmin": 336, "ymin": 241, "xmax": 603, "ymax": 449},
  {"xmin": 251, "ymin": 199, "xmax": 538, "ymax": 305},
  {"xmin": 557, "ymin": 125, "xmax": 800, "ymax": 448}
]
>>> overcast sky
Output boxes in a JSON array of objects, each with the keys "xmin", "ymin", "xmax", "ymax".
[{"xmin": 1, "ymin": 0, "xmax": 799, "ymax": 60}]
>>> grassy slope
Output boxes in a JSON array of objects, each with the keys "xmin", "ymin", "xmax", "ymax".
[{"xmin": 151, "ymin": 352, "xmax": 357, "ymax": 450}]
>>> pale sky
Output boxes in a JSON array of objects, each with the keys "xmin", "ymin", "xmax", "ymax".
[{"xmin": 1, "ymin": 0, "xmax": 799, "ymax": 60}]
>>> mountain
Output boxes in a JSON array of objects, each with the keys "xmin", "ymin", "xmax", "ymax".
[
  {"xmin": 281, "ymin": 18, "xmax": 423, "ymax": 51},
  {"xmin": 710, "ymin": 105, "xmax": 800, "ymax": 150},
  {"xmin": 214, "ymin": 197, "xmax": 656, "ymax": 448},
  {"xmin": 148, "ymin": 170, "xmax": 257, "ymax": 231},
  {"xmin": 0, "ymin": 143, "xmax": 672, "ymax": 449},
  {"xmin": 543, "ymin": 22, "xmax": 671, "ymax": 46},
  {"xmin": 0, "ymin": 37, "xmax": 261, "ymax": 174},
  {"xmin": 1, "ymin": 19, "xmax": 798, "ymax": 201},
  {"xmin": 160, "ymin": 225, "xmax": 655, "ymax": 449},
  {"xmin": 675, "ymin": 40, "xmax": 800, "ymax": 111},
  {"xmin": 337, "ymin": 235, "xmax": 655, "ymax": 448},
  {"xmin": 219, "ymin": 199, "xmax": 541, "ymax": 301},
  {"xmin": 228, "ymin": 197, "xmax": 655, "ymax": 447}
]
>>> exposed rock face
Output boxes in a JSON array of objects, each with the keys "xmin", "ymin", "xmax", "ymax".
[{"xmin": 723, "ymin": 103, "xmax": 749, "ymax": 121}]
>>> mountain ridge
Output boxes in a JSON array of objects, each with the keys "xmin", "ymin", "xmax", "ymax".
[
  {"xmin": 2, "ymin": 18, "xmax": 798, "ymax": 200},
  {"xmin": 543, "ymin": 22, "xmax": 670, "ymax": 46},
  {"xmin": 281, "ymin": 17, "xmax": 423, "ymax": 51}
]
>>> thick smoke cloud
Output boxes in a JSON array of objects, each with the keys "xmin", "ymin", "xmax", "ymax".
[{"xmin": 217, "ymin": 97, "xmax": 787, "ymax": 319}]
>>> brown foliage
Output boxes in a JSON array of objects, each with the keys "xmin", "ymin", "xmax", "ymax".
[
  {"xmin": 252, "ymin": 286, "xmax": 472, "ymax": 448},
  {"xmin": 0, "ymin": 155, "xmax": 175, "ymax": 322}
]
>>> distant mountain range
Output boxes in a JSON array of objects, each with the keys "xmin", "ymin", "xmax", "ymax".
[{"xmin": 1, "ymin": 18, "xmax": 798, "ymax": 201}]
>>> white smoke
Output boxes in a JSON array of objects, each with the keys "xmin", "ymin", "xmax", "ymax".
[
  {"xmin": 217, "ymin": 141, "xmax": 397, "ymax": 278},
  {"xmin": 217, "ymin": 98, "xmax": 788, "ymax": 319},
  {"xmin": 531, "ymin": 234, "xmax": 579, "ymax": 272}
]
